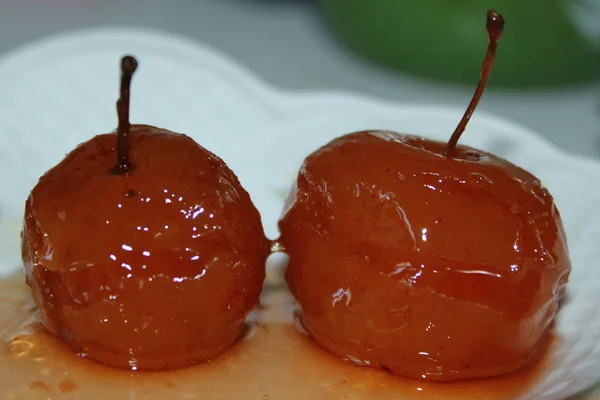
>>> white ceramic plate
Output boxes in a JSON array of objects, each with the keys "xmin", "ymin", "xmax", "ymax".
[{"xmin": 0, "ymin": 28, "xmax": 599, "ymax": 400}]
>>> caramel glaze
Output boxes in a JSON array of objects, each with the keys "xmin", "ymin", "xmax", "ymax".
[
  {"xmin": 279, "ymin": 131, "xmax": 571, "ymax": 381},
  {"xmin": 0, "ymin": 270, "xmax": 567, "ymax": 400},
  {"xmin": 20, "ymin": 124, "xmax": 269, "ymax": 370}
]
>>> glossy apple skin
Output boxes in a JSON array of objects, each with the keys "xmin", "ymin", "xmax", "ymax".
[
  {"xmin": 21, "ymin": 125, "xmax": 269, "ymax": 370},
  {"xmin": 279, "ymin": 131, "xmax": 571, "ymax": 381}
]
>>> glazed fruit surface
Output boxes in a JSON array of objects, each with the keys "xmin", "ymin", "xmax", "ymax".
[
  {"xmin": 280, "ymin": 131, "xmax": 571, "ymax": 381},
  {"xmin": 21, "ymin": 125, "xmax": 269, "ymax": 370}
]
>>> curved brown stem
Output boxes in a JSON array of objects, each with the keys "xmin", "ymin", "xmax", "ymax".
[{"xmin": 445, "ymin": 10, "xmax": 505, "ymax": 156}]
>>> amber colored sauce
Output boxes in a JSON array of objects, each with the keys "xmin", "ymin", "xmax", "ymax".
[
  {"xmin": 0, "ymin": 266, "xmax": 576, "ymax": 400},
  {"xmin": 21, "ymin": 125, "xmax": 269, "ymax": 370},
  {"xmin": 279, "ymin": 131, "xmax": 571, "ymax": 381}
]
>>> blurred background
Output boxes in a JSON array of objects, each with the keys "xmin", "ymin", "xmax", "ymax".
[{"xmin": 0, "ymin": 0, "xmax": 599, "ymax": 158}]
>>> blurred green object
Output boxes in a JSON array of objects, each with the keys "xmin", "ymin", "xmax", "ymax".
[{"xmin": 319, "ymin": 0, "xmax": 600, "ymax": 88}]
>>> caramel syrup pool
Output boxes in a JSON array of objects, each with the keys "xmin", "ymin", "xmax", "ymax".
[{"xmin": 0, "ymin": 265, "xmax": 573, "ymax": 400}]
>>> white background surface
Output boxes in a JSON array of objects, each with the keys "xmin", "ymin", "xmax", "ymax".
[{"xmin": 0, "ymin": 0, "xmax": 598, "ymax": 159}]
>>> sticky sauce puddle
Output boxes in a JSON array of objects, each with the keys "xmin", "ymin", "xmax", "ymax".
[{"xmin": 0, "ymin": 266, "xmax": 564, "ymax": 400}]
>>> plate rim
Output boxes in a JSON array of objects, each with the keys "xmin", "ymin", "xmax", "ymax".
[{"xmin": 0, "ymin": 26, "xmax": 598, "ymax": 176}]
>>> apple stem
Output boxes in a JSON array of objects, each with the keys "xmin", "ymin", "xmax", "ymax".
[
  {"xmin": 444, "ymin": 10, "xmax": 505, "ymax": 156},
  {"xmin": 112, "ymin": 55, "xmax": 138, "ymax": 174}
]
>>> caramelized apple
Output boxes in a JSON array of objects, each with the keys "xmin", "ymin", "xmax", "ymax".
[
  {"xmin": 279, "ymin": 11, "xmax": 571, "ymax": 381},
  {"xmin": 20, "ymin": 56, "xmax": 268, "ymax": 370}
]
